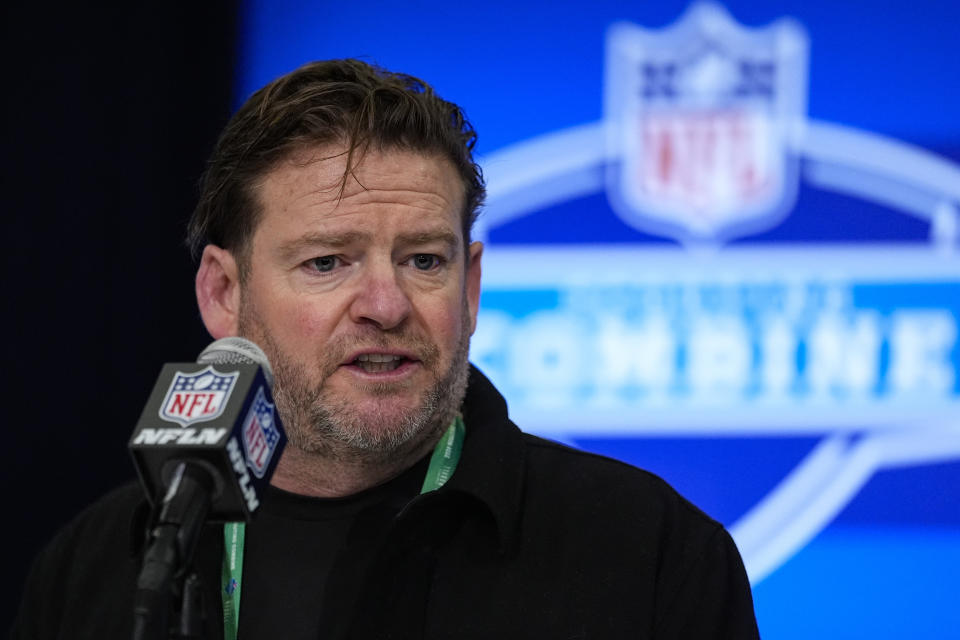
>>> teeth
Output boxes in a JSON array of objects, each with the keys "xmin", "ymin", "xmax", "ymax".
[
  {"xmin": 356, "ymin": 354, "xmax": 402, "ymax": 363},
  {"xmin": 354, "ymin": 353, "xmax": 405, "ymax": 373}
]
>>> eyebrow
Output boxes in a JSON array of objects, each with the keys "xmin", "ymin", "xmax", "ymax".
[
  {"xmin": 276, "ymin": 231, "xmax": 370, "ymax": 262},
  {"xmin": 276, "ymin": 229, "xmax": 461, "ymax": 261},
  {"xmin": 396, "ymin": 230, "xmax": 460, "ymax": 252}
]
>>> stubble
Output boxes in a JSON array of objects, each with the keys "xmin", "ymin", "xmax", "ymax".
[{"xmin": 239, "ymin": 303, "xmax": 471, "ymax": 466}]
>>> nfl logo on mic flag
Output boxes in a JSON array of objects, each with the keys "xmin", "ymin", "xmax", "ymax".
[
  {"xmin": 242, "ymin": 386, "xmax": 281, "ymax": 479},
  {"xmin": 159, "ymin": 366, "xmax": 239, "ymax": 426}
]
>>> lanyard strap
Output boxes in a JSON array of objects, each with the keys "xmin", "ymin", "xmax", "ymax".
[
  {"xmin": 220, "ymin": 414, "xmax": 465, "ymax": 640},
  {"xmin": 221, "ymin": 520, "xmax": 245, "ymax": 640},
  {"xmin": 420, "ymin": 414, "xmax": 465, "ymax": 493}
]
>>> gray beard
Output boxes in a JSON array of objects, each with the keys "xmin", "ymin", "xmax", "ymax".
[{"xmin": 239, "ymin": 306, "xmax": 471, "ymax": 466}]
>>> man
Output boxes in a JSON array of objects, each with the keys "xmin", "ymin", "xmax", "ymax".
[{"xmin": 14, "ymin": 60, "xmax": 759, "ymax": 639}]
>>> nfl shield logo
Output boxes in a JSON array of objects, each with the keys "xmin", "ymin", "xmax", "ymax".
[
  {"xmin": 242, "ymin": 386, "xmax": 281, "ymax": 478},
  {"xmin": 159, "ymin": 366, "xmax": 239, "ymax": 427},
  {"xmin": 604, "ymin": 3, "xmax": 808, "ymax": 243}
]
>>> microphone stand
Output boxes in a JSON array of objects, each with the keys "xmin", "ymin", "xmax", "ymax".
[{"xmin": 133, "ymin": 462, "xmax": 215, "ymax": 640}]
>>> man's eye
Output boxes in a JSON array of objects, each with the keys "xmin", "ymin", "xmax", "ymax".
[
  {"xmin": 410, "ymin": 254, "xmax": 441, "ymax": 271},
  {"xmin": 309, "ymin": 256, "xmax": 340, "ymax": 272}
]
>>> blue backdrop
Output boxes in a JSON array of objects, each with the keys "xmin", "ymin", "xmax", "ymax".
[{"xmin": 236, "ymin": 2, "xmax": 960, "ymax": 637}]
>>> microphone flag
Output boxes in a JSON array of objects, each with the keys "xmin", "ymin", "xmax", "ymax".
[{"xmin": 130, "ymin": 359, "xmax": 286, "ymax": 522}]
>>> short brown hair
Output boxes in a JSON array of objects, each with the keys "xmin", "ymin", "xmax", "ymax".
[{"xmin": 186, "ymin": 59, "xmax": 485, "ymax": 270}]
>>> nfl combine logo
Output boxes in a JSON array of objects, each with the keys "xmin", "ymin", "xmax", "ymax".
[
  {"xmin": 159, "ymin": 366, "xmax": 239, "ymax": 427},
  {"xmin": 472, "ymin": 0, "xmax": 960, "ymax": 588},
  {"xmin": 604, "ymin": 3, "xmax": 808, "ymax": 243},
  {"xmin": 242, "ymin": 386, "xmax": 281, "ymax": 478}
]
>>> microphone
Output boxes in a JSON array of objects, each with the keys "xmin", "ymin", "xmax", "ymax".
[
  {"xmin": 129, "ymin": 337, "xmax": 286, "ymax": 521},
  {"xmin": 129, "ymin": 337, "xmax": 287, "ymax": 640}
]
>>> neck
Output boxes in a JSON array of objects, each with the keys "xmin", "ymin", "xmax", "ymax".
[{"xmin": 269, "ymin": 429, "xmax": 443, "ymax": 498}]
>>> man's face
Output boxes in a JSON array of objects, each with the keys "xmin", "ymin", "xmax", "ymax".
[{"xmin": 237, "ymin": 145, "xmax": 482, "ymax": 463}]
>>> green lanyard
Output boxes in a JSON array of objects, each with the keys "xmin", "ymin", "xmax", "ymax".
[{"xmin": 221, "ymin": 415, "xmax": 465, "ymax": 640}]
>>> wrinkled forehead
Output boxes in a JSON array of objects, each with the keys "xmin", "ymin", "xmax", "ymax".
[{"xmin": 250, "ymin": 144, "xmax": 467, "ymax": 247}]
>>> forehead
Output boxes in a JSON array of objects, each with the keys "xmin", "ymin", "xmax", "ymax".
[{"xmin": 253, "ymin": 145, "xmax": 465, "ymax": 243}]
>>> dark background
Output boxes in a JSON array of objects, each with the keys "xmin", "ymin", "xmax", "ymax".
[{"xmin": 3, "ymin": 2, "xmax": 238, "ymax": 630}]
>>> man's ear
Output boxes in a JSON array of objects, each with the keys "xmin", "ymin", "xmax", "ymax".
[
  {"xmin": 195, "ymin": 245, "xmax": 241, "ymax": 339},
  {"xmin": 466, "ymin": 241, "xmax": 483, "ymax": 335}
]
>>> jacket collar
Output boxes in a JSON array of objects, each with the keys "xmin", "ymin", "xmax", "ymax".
[{"xmin": 440, "ymin": 365, "xmax": 525, "ymax": 555}]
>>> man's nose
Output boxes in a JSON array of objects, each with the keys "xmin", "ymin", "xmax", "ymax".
[{"xmin": 348, "ymin": 261, "xmax": 412, "ymax": 330}]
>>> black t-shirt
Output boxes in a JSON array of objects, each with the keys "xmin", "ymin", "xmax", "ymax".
[{"xmin": 238, "ymin": 456, "xmax": 429, "ymax": 640}]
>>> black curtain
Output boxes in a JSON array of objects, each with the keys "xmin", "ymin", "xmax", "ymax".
[{"xmin": 2, "ymin": 2, "xmax": 239, "ymax": 628}]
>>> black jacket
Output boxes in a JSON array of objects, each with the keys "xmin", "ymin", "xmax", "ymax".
[{"xmin": 13, "ymin": 367, "xmax": 759, "ymax": 639}]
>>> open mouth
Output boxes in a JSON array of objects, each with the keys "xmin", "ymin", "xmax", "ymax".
[{"xmin": 352, "ymin": 353, "xmax": 410, "ymax": 374}]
